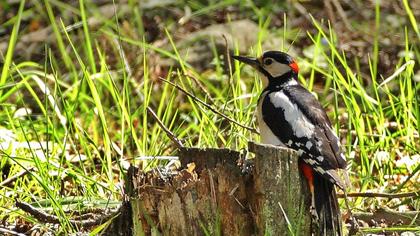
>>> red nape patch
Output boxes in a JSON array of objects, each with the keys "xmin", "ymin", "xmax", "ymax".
[
  {"xmin": 299, "ymin": 162, "xmax": 314, "ymax": 183},
  {"xmin": 289, "ymin": 61, "xmax": 299, "ymax": 73}
]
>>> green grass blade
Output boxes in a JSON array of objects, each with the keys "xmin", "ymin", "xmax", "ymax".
[{"xmin": 0, "ymin": 0, "xmax": 25, "ymax": 97}]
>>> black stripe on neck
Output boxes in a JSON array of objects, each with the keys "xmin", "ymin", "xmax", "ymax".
[{"xmin": 263, "ymin": 71, "xmax": 298, "ymax": 92}]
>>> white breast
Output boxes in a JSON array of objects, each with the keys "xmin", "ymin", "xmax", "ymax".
[{"xmin": 257, "ymin": 91, "xmax": 285, "ymax": 146}]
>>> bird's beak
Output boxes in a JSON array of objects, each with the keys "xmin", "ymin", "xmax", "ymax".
[{"xmin": 232, "ymin": 55, "xmax": 261, "ymax": 69}]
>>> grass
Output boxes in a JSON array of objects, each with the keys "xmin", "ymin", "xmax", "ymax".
[
  {"xmin": 0, "ymin": 0, "xmax": 419, "ymax": 234},
  {"xmin": 0, "ymin": 0, "xmax": 25, "ymax": 96}
]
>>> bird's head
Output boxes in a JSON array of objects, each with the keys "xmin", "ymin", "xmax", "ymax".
[{"xmin": 232, "ymin": 51, "xmax": 298, "ymax": 87}]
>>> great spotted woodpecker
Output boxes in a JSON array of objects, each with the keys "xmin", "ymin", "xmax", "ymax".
[{"xmin": 233, "ymin": 51, "xmax": 347, "ymax": 235}]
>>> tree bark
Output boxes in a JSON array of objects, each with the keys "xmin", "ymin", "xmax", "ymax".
[
  {"xmin": 104, "ymin": 142, "xmax": 311, "ymax": 235},
  {"xmin": 249, "ymin": 142, "xmax": 311, "ymax": 236}
]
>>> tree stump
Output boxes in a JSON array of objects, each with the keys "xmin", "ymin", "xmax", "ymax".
[
  {"xmin": 248, "ymin": 142, "xmax": 311, "ymax": 236},
  {"xmin": 105, "ymin": 142, "xmax": 311, "ymax": 235}
]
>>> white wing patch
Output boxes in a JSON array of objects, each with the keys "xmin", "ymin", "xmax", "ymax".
[
  {"xmin": 315, "ymin": 166, "xmax": 325, "ymax": 174},
  {"xmin": 305, "ymin": 141, "xmax": 312, "ymax": 149},
  {"xmin": 297, "ymin": 149, "xmax": 304, "ymax": 156},
  {"xmin": 304, "ymin": 158, "xmax": 318, "ymax": 165},
  {"xmin": 269, "ymin": 92, "xmax": 315, "ymax": 138}
]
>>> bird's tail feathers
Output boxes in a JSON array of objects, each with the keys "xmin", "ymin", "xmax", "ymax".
[{"xmin": 313, "ymin": 171, "xmax": 343, "ymax": 236}]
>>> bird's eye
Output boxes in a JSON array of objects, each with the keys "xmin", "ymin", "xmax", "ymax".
[{"xmin": 264, "ymin": 58, "xmax": 273, "ymax": 66}]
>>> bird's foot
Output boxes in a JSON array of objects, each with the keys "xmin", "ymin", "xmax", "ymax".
[{"xmin": 310, "ymin": 205, "xmax": 320, "ymax": 232}]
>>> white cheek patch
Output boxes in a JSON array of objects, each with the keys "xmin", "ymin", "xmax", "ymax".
[
  {"xmin": 317, "ymin": 156, "xmax": 324, "ymax": 162},
  {"xmin": 269, "ymin": 92, "xmax": 315, "ymax": 138},
  {"xmin": 264, "ymin": 61, "xmax": 291, "ymax": 78}
]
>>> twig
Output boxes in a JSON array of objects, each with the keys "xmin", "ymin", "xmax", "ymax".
[
  {"xmin": 351, "ymin": 208, "xmax": 420, "ymax": 226},
  {"xmin": 0, "ymin": 167, "xmax": 35, "ymax": 187},
  {"xmin": 0, "ymin": 227, "xmax": 26, "ymax": 236},
  {"xmin": 337, "ymin": 191, "xmax": 419, "ymax": 199},
  {"xmin": 292, "ymin": 2, "xmax": 329, "ymax": 33},
  {"xmin": 133, "ymin": 156, "xmax": 179, "ymax": 161},
  {"xmin": 338, "ymin": 128, "xmax": 419, "ymax": 138},
  {"xmin": 222, "ymin": 34, "xmax": 233, "ymax": 77},
  {"xmin": 183, "ymin": 72, "xmax": 216, "ymax": 105},
  {"xmin": 330, "ymin": 0, "xmax": 352, "ymax": 31},
  {"xmin": 324, "ymin": 0, "xmax": 336, "ymax": 30},
  {"xmin": 146, "ymin": 106, "xmax": 184, "ymax": 148},
  {"xmin": 63, "ymin": 207, "xmax": 108, "ymax": 216},
  {"xmin": 292, "ymin": 2, "xmax": 315, "ymax": 25},
  {"xmin": 359, "ymin": 227, "xmax": 420, "ymax": 233},
  {"xmin": 160, "ymin": 77, "xmax": 259, "ymax": 134},
  {"xmin": 15, "ymin": 200, "xmax": 121, "ymax": 228}
]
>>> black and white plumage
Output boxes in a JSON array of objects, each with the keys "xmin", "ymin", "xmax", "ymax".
[
  {"xmin": 260, "ymin": 80, "xmax": 347, "ymax": 188},
  {"xmin": 233, "ymin": 51, "xmax": 347, "ymax": 235}
]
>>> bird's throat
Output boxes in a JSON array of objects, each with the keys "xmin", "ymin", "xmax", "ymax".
[{"xmin": 263, "ymin": 71, "xmax": 298, "ymax": 91}]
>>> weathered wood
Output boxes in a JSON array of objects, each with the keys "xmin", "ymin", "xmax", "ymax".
[
  {"xmin": 125, "ymin": 147, "xmax": 253, "ymax": 236},
  {"xmin": 105, "ymin": 143, "xmax": 312, "ymax": 235},
  {"xmin": 248, "ymin": 141, "xmax": 311, "ymax": 236},
  {"xmin": 101, "ymin": 201, "xmax": 133, "ymax": 236}
]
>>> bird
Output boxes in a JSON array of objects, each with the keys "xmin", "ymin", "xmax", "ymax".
[{"xmin": 232, "ymin": 51, "xmax": 348, "ymax": 235}]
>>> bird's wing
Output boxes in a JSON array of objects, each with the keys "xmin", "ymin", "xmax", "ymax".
[
  {"xmin": 284, "ymin": 85, "xmax": 347, "ymax": 167},
  {"xmin": 261, "ymin": 85, "xmax": 347, "ymax": 187}
]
